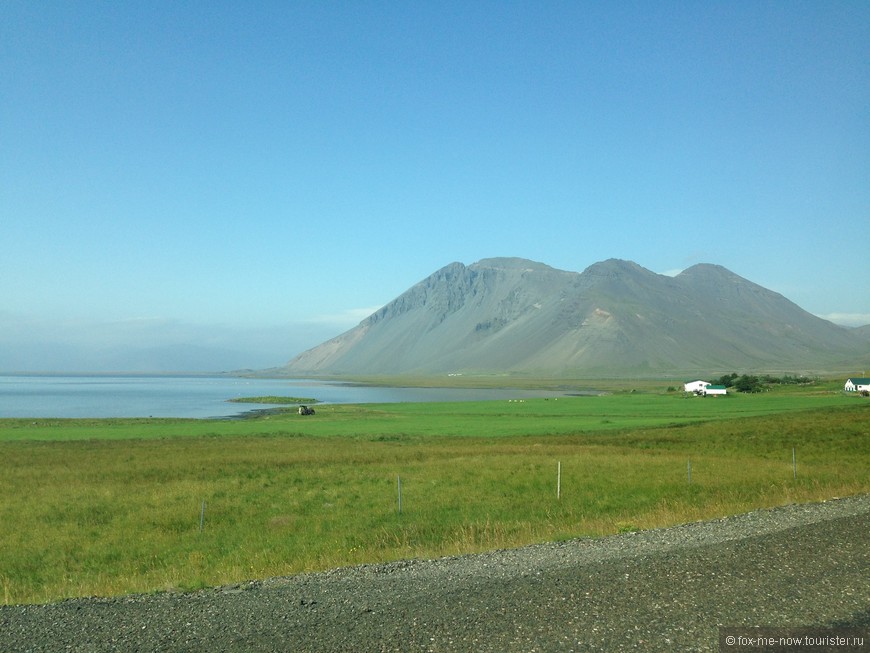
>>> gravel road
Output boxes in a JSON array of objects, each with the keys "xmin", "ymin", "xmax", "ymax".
[{"xmin": 3, "ymin": 495, "xmax": 868, "ymax": 652}]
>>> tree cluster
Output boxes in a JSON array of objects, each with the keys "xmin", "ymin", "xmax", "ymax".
[{"xmin": 712, "ymin": 373, "xmax": 815, "ymax": 393}]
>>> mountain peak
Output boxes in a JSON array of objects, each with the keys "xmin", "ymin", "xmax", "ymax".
[
  {"xmin": 283, "ymin": 256, "xmax": 869, "ymax": 375},
  {"xmin": 678, "ymin": 263, "xmax": 741, "ymax": 279},
  {"xmin": 582, "ymin": 259, "xmax": 654, "ymax": 276}
]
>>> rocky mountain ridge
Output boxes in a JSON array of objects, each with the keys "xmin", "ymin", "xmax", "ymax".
[{"xmin": 283, "ymin": 258, "xmax": 869, "ymax": 376}]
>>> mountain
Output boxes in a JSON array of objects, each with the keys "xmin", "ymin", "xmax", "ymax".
[{"xmin": 283, "ymin": 258, "xmax": 870, "ymax": 376}]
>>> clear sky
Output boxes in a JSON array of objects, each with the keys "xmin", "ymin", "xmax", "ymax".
[{"xmin": 2, "ymin": 1, "xmax": 868, "ymax": 372}]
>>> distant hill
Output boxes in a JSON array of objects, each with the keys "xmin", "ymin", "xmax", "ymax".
[{"xmin": 282, "ymin": 258, "xmax": 870, "ymax": 376}]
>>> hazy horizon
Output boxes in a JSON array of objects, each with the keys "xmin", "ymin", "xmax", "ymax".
[{"xmin": 2, "ymin": 257, "xmax": 868, "ymax": 374}]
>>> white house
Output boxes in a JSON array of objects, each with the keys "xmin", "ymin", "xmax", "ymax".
[
  {"xmin": 844, "ymin": 378, "xmax": 870, "ymax": 392},
  {"xmin": 703, "ymin": 385, "xmax": 727, "ymax": 396},
  {"xmin": 684, "ymin": 380, "xmax": 711, "ymax": 393}
]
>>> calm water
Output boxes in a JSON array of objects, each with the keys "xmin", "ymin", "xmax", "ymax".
[{"xmin": 0, "ymin": 375, "xmax": 565, "ymax": 418}]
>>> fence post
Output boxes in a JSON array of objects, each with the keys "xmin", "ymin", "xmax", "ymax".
[
  {"xmin": 199, "ymin": 501, "xmax": 206, "ymax": 533},
  {"xmin": 397, "ymin": 476, "xmax": 403, "ymax": 515},
  {"xmin": 557, "ymin": 461, "xmax": 562, "ymax": 500},
  {"xmin": 687, "ymin": 459, "xmax": 692, "ymax": 485},
  {"xmin": 792, "ymin": 447, "xmax": 796, "ymax": 480}
]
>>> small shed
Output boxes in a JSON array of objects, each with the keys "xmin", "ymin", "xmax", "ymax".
[
  {"xmin": 844, "ymin": 378, "xmax": 870, "ymax": 392},
  {"xmin": 703, "ymin": 385, "xmax": 727, "ymax": 396}
]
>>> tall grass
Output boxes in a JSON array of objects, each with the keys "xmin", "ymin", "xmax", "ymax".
[{"xmin": 0, "ymin": 394, "xmax": 867, "ymax": 605}]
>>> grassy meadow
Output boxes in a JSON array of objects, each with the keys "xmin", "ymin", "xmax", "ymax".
[{"xmin": 1, "ymin": 386, "xmax": 868, "ymax": 605}]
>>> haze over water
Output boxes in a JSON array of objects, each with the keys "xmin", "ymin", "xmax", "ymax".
[{"xmin": 0, "ymin": 375, "xmax": 565, "ymax": 419}]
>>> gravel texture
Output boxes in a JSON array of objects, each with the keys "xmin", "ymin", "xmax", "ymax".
[{"xmin": 2, "ymin": 495, "xmax": 868, "ymax": 652}]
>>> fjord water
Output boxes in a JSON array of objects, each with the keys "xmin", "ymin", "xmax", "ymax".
[{"xmin": 0, "ymin": 375, "xmax": 563, "ymax": 418}]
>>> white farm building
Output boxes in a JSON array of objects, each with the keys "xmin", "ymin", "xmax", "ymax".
[
  {"xmin": 684, "ymin": 380, "xmax": 710, "ymax": 393},
  {"xmin": 683, "ymin": 380, "xmax": 727, "ymax": 396},
  {"xmin": 844, "ymin": 378, "xmax": 870, "ymax": 392}
]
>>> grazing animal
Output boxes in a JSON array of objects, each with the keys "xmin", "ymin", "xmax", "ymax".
[{"xmin": 298, "ymin": 405, "xmax": 315, "ymax": 416}]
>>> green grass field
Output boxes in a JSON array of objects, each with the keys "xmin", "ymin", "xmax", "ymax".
[{"xmin": 1, "ymin": 388, "xmax": 867, "ymax": 605}]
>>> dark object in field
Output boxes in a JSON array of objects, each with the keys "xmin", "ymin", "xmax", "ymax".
[{"xmin": 298, "ymin": 405, "xmax": 316, "ymax": 416}]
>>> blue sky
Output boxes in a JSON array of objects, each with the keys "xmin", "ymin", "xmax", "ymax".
[{"xmin": 2, "ymin": 1, "xmax": 868, "ymax": 372}]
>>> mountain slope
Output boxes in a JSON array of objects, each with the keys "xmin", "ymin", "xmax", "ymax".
[{"xmin": 283, "ymin": 258, "xmax": 869, "ymax": 376}]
